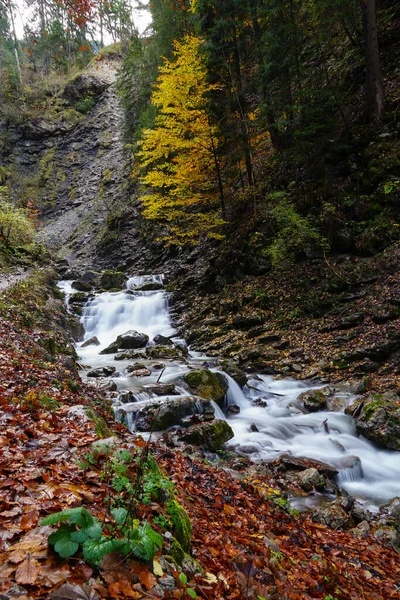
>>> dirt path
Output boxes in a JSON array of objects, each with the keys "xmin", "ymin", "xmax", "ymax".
[{"xmin": 0, "ymin": 268, "xmax": 30, "ymax": 293}]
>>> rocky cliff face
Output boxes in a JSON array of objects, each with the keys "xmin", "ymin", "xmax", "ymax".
[{"xmin": 1, "ymin": 58, "xmax": 166, "ymax": 274}]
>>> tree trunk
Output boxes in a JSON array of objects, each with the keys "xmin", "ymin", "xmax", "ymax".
[
  {"xmin": 362, "ymin": 0, "xmax": 384, "ymax": 122},
  {"xmin": 7, "ymin": 0, "xmax": 22, "ymax": 88}
]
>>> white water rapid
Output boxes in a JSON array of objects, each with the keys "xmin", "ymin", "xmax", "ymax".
[{"xmin": 60, "ymin": 276, "xmax": 400, "ymax": 508}]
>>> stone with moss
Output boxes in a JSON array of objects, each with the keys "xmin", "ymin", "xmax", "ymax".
[
  {"xmin": 183, "ymin": 369, "xmax": 228, "ymax": 408},
  {"xmin": 145, "ymin": 345, "xmax": 183, "ymax": 360},
  {"xmin": 135, "ymin": 396, "xmax": 215, "ymax": 432},
  {"xmin": 178, "ymin": 420, "xmax": 234, "ymax": 451},
  {"xmin": 218, "ymin": 359, "xmax": 247, "ymax": 387},
  {"xmin": 297, "ymin": 387, "xmax": 332, "ymax": 412},
  {"xmin": 100, "ymin": 270, "xmax": 127, "ymax": 290},
  {"xmin": 166, "ymin": 499, "xmax": 192, "ymax": 552},
  {"xmin": 353, "ymin": 392, "xmax": 400, "ymax": 451}
]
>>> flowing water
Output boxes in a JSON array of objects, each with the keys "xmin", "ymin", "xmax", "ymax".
[{"xmin": 60, "ymin": 277, "xmax": 400, "ymax": 508}]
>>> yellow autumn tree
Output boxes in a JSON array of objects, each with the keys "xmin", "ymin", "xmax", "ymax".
[{"xmin": 137, "ymin": 35, "xmax": 225, "ymax": 245}]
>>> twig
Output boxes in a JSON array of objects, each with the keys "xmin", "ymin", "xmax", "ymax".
[{"xmin": 157, "ymin": 368, "xmax": 166, "ymax": 383}]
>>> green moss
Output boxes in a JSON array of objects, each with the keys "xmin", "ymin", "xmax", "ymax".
[
  {"xmin": 183, "ymin": 369, "xmax": 227, "ymax": 408},
  {"xmin": 169, "ymin": 537, "xmax": 185, "ymax": 565},
  {"xmin": 364, "ymin": 395, "xmax": 385, "ymax": 420},
  {"xmin": 166, "ymin": 499, "xmax": 192, "ymax": 553}
]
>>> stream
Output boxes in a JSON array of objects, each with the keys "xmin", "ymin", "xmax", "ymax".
[{"xmin": 60, "ymin": 276, "xmax": 400, "ymax": 509}]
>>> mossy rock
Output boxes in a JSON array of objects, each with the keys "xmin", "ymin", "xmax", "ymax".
[
  {"xmin": 100, "ymin": 270, "xmax": 127, "ymax": 290},
  {"xmin": 218, "ymin": 359, "xmax": 247, "ymax": 387},
  {"xmin": 297, "ymin": 387, "xmax": 331, "ymax": 412},
  {"xmin": 145, "ymin": 345, "xmax": 183, "ymax": 360},
  {"xmin": 69, "ymin": 292, "xmax": 90, "ymax": 304},
  {"xmin": 183, "ymin": 369, "xmax": 228, "ymax": 408},
  {"xmin": 135, "ymin": 397, "xmax": 214, "ymax": 432},
  {"xmin": 166, "ymin": 499, "xmax": 192, "ymax": 552},
  {"xmin": 354, "ymin": 392, "xmax": 400, "ymax": 450},
  {"xmin": 178, "ymin": 420, "xmax": 234, "ymax": 451}
]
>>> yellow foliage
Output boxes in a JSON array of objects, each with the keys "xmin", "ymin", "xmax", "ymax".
[{"xmin": 137, "ymin": 35, "xmax": 225, "ymax": 245}]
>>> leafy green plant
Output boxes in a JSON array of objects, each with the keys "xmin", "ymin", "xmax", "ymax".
[
  {"xmin": 40, "ymin": 505, "xmax": 163, "ymax": 565},
  {"xmin": 179, "ymin": 572, "xmax": 197, "ymax": 599}
]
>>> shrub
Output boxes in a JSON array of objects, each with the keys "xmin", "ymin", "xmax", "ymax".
[{"xmin": 0, "ymin": 194, "xmax": 36, "ymax": 250}]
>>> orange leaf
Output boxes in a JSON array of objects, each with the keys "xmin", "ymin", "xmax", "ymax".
[
  {"xmin": 108, "ymin": 581, "xmax": 142, "ymax": 598},
  {"xmin": 139, "ymin": 570, "xmax": 157, "ymax": 590}
]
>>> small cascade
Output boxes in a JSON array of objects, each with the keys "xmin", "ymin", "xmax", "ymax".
[
  {"xmin": 79, "ymin": 275, "xmax": 174, "ymax": 353},
  {"xmin": 218, "ymin": 372, "xmax": 249, "ymax": 409}
]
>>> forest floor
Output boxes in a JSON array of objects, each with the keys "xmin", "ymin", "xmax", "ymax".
[{"xmin": 175, "ymin": 243, "xmax": 400, "ymax": 394}]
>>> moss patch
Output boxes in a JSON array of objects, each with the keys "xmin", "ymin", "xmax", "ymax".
[
  {"xmin": 166, "ymin": 499, "xmax": 192, "ymax": 553},
  {"xmin": 183, "ymin": 369, "xmax": 227, "ymax": 408}
]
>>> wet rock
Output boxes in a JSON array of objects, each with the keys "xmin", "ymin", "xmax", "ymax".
[
  {"xmin": 135, "ymin": 282, "xmax": 164, "ymax": 291},
  {"xmin": 100, "ymin": 270, "xmax": 127, "ymax": 290},
  {"xmin": 146, "ymin": 345, "xmax": 183, "ymax": 360},
  {"xmin": 226, "ymin": 404, "xmax": 240, "ymax": 415},
  {"xmin": 87, "ymin": 366, "xmax": 116, "ymax": 377},
  {"xmin": 352, "ymin": 392, "xmax": 400, "ymax": 450},
  {"xmin": 69, "ymin": 291, "xmax": 91, "ymax": 304},
  {"xmin": 114, "ymin": 350, "xmax": 146, "ymax": 360},
  {"xmin": 100, "ymin": 330, "xmax": 149, "ymax": 354},
  {"xmin": 351, "ymin": 502, "xmax": 373, "ymax": 523},
  {"xmin": 337, "ymin": 455, "xmax": 363, "ymax": 479},
  {"xmin": 250, "ymin": 423, "xmax": 259, "ymax": 432},
  {"xmin": 65, "ymin": 316, "xmax": 85, "ymax": 342},
  {"xmin": 351, "ymin": 520, "xmax": 371, "ymax": 537},
  {"xmin": 173, "ymin": 340, "xmax": 189, "ymax": 356},
  {"xmin": 298, "ymin": 387, "xmax": 331, "ymax": 412},
  {"xmin": 135, "ymin": 396, "xmax": 215, "ymax": 431},
  {"xmin": 328, "ymin": 396, "xmax": 348, "ymax": 412},
  {"xmin": 81, "ymin": 336, "xmax": 101, "ymax": 348},
  {"xmin": 183, "ymin": 369, "xmax": 228, "ymax": 408},
  {"xmin": 118, "ymin": 391, "xmax": 135, "ymax": 403},
  {"xmin": 72, "ymin": 271, "xmax": 98, "ymax": 291},
  {"xmin": 128, "ymin": 366, "xmax": 151, "ymax": 377},
  {"xmin": 374, "ymin": 525, "xmax": 400, "ymax": 548},
  {"xmin": 380, "ymin": 497, "xmax": 400, "ymax": 524},
  {"xmin": 87, "ymin": 379, "xmax": 117, "ymax": 392},
  {"xmin": 312, "ymin": 500, "xmax": 353, "ymax": 529},
  {"xmin": 277, "ymin": 455, "xmax": 339, "ymax": 478},
  {"xmin": 178, "ymin": 420, "xmax": 234, "ymax": 451},
  {"xmin": 218, "ymin": 359, "xmax": 247, "ymax": 387},
  {"xmin": 144, "ymin": 383, "xmax": 177, "ymax": 396},
  {"xmin": 252, "ymin": 398, "xmax": 267, "ymax": 407},
  {"xmin": 153, "ymin": 334, "xmax": 173, "ymax": 346},
  {"xmin": 297, "ymin": 468, "xmax": 325, "ymax": 491}
]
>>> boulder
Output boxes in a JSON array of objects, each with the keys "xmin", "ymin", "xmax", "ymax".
[
  {"xmin": 100, "ymin": 270, "xmax": 127, "ymax": 290},
  {"xmin": 312, "ymin": 500, "xmax": 353, "ymax": 530},
  {"xmin": 178, "ymin": 420, "xmax": 234, "ymax": 451},
  {"xmin": 72, "ymin": 271, "xmax": 98, "ymax": 292},
  {"xmin": 69, "ymin": 292, "xmax": 91, "ymax": 305},
  {"xmin": 218, "ymin": 359, "xmax": 247, "ymax": 387},
  {"xmin": 145, "ymin": 345, "xmax": 184, "ymax": 360},
  {"xmin": 135, "ymin": 396, "xmax": 215, "ymax": 431},
  {"xmin": 174, "ymin": 341, "xmax": 189, "ymax": 357},
  {"xmin": 183, "ymin": 369, "xmax": 228, "ymax": 408},
  {"xmin": 87, "ymin": 366, "xmax": 116, "ymax": 378},
  {"xmin": 81, "ymin": 336, "xmax": 101, "ymax": 348},
  {"xmin": 380, "ymin": 497, "xmax": 400, "ymax": 524},
  {"xmin": 276, "ymin": 455, "xmax": 339, "ymax": 478},
  {"xmin": 100, "ymin": 330, "xmax": 149, "ymax": 354},
  {"xmin": 144, "ymin": 383, "xmax": 177, "ymax": 396},
  {"xmin": 153, "ymin": 334, "xmax": 173, "ymax": 346},
  {"xmin": 298, "ymin": 387, "xmax": 332, "ymax": 412},
  {"xmin": 353, "ymin": 392, "xmax": 400, "ymax": 450},
  {"xmin": 297, "ymin": 468, "xmax": 325, "ymax": 491}
]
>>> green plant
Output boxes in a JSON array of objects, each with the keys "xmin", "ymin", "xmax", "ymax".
[
  {"xmin": 40, "ymin": 505, "xmax": 163, "ymax": 565},
  {"xmin": 179, "ymin": 572, "xmax": 197, "ymax": 599}
]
